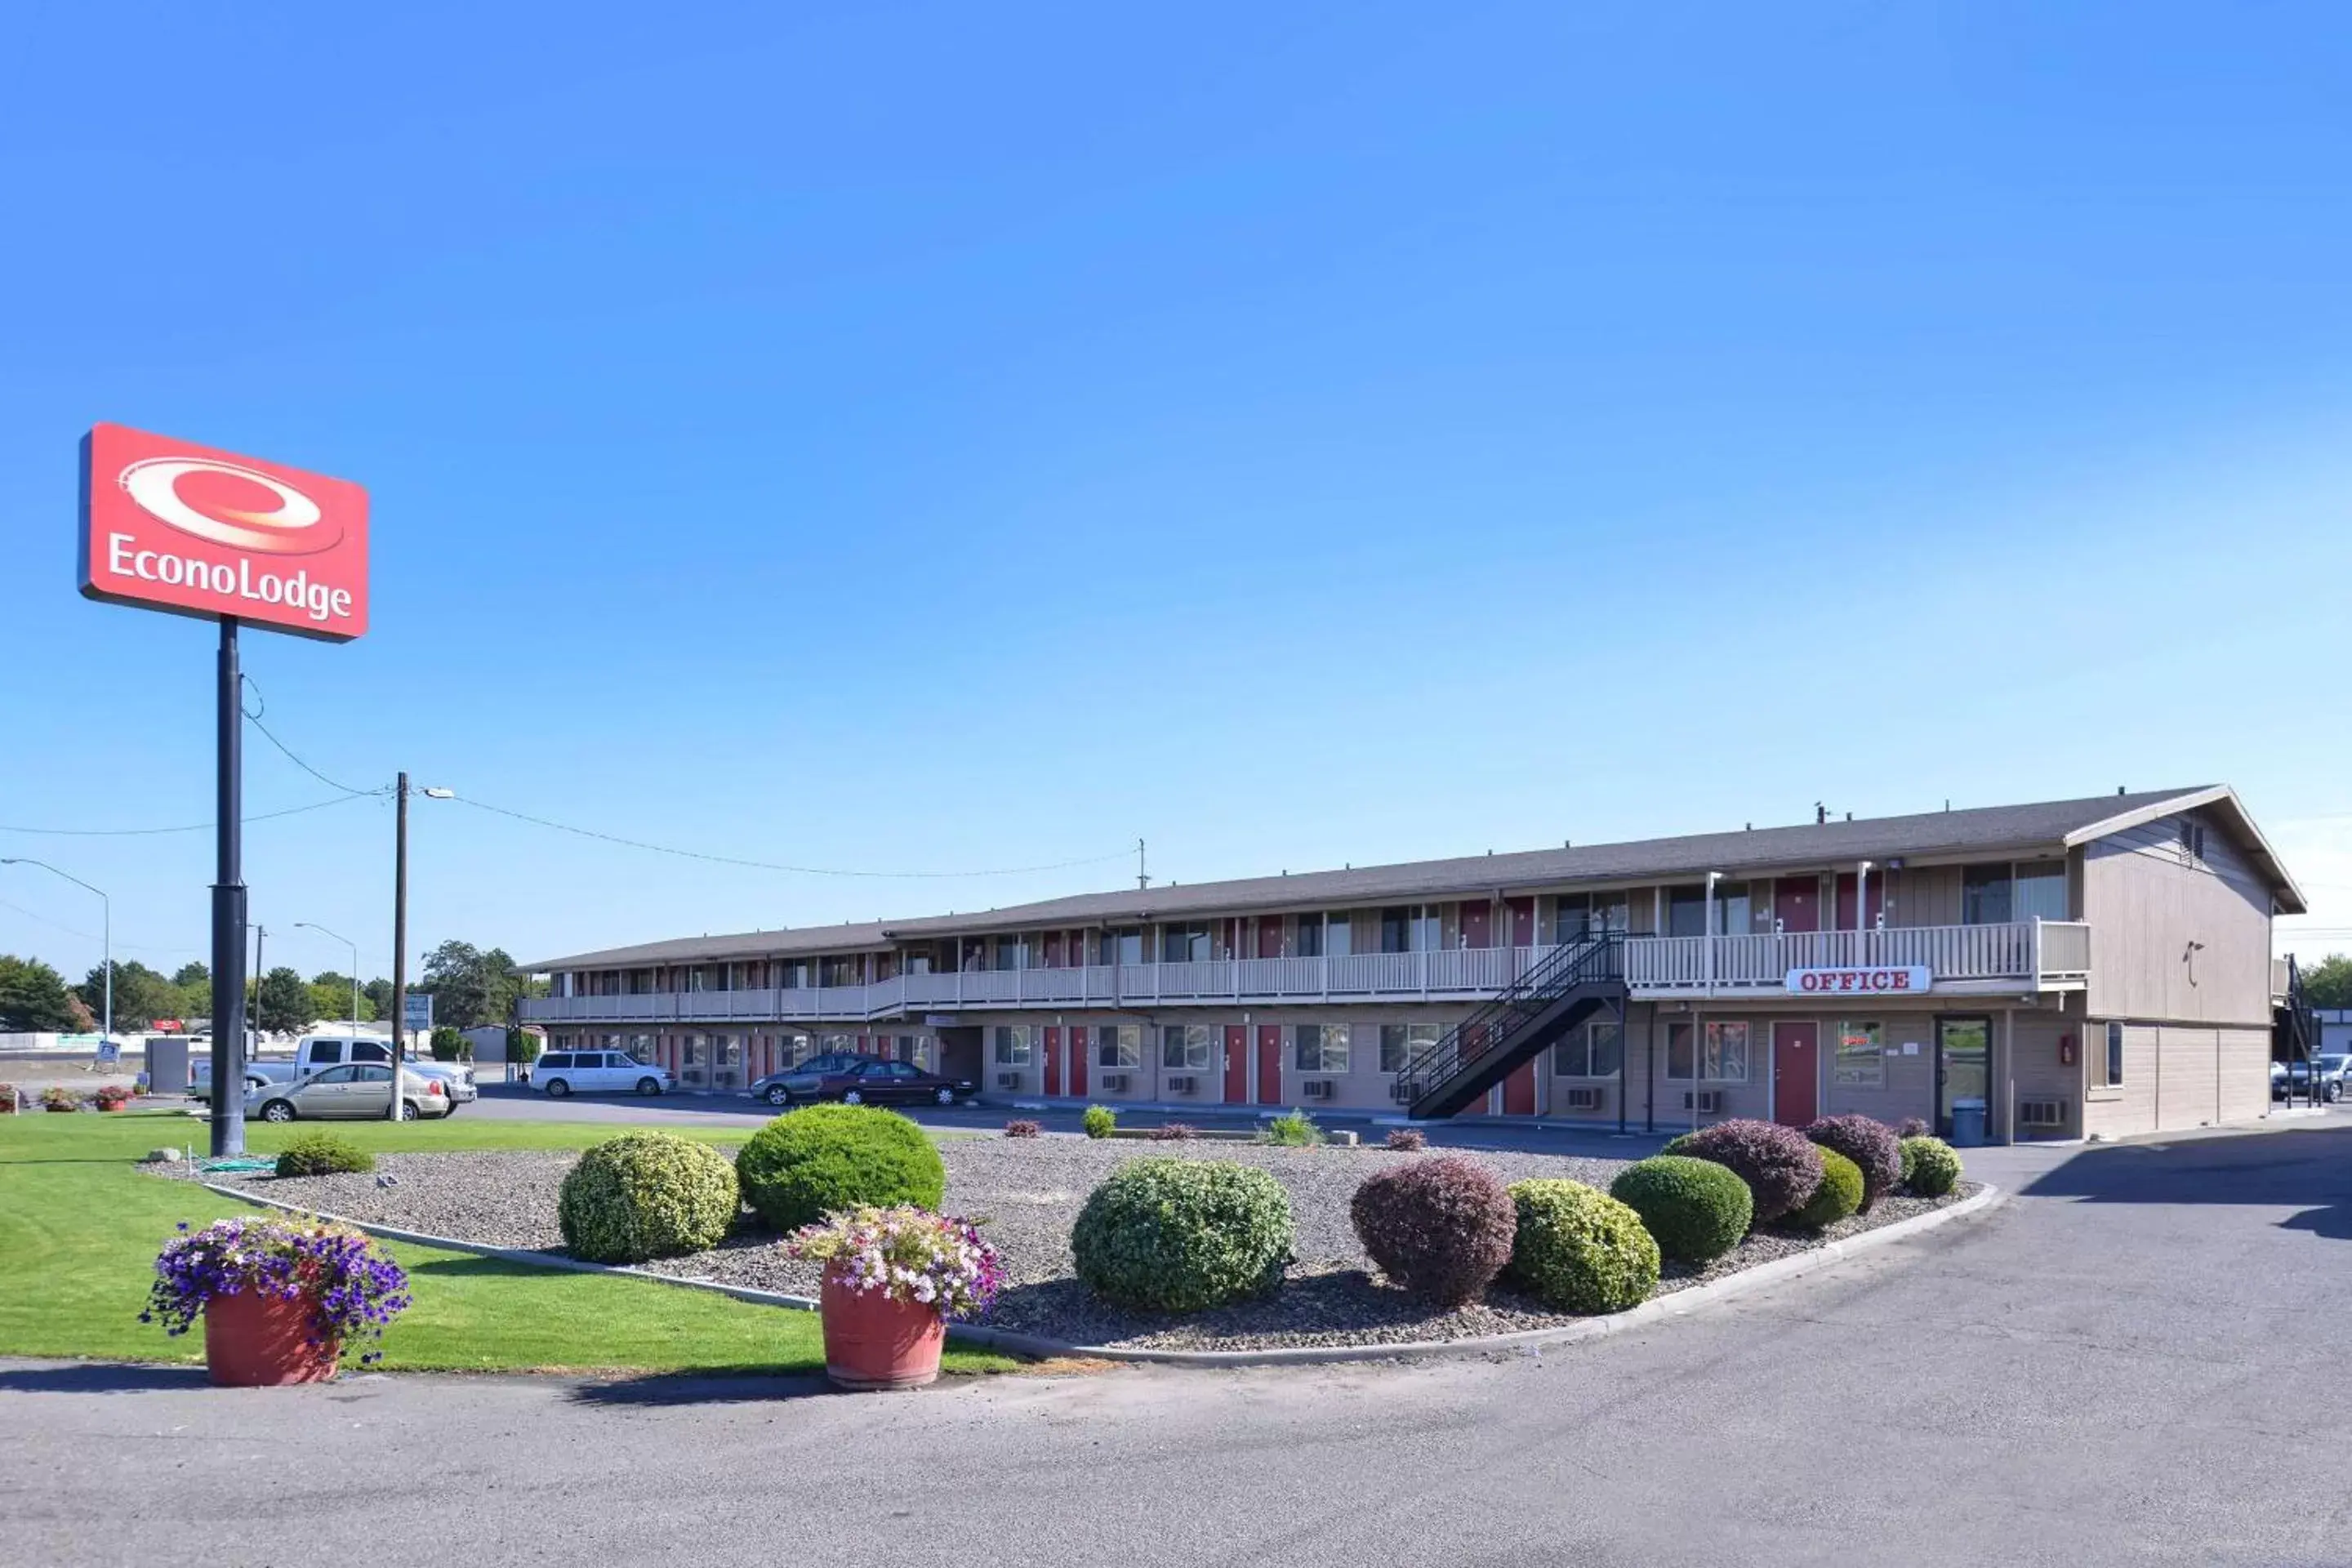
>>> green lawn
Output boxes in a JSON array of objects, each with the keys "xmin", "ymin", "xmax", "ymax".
[{"xmin": 0, "ymin": 1111, "xmax": 1019, "ymax": 1376}]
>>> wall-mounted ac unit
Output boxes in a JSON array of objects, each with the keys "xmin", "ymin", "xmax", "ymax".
[
  {"xmin": 1681, "ymin": 1089, "xmax": 1722, "ymax": 1115},
  {"xmin": 1101, "ymin": 1072, "xmax": 1130, "ymax": 1093},
  {"xmin": 996, "ymin": 1072, "xmax": 1022, "ymax": 1091},
  {"xmin": 2019, "ymin": 1098, "xmax": 2067, "ymax": 1129},
  {"xmin": 1165, "ymin": 1076, "xmax": 1196, "ymax": 1094},
  {"xmin": 1303, "ymin": 1080, "xmax": 1335, "ymax": 1101},
  {"xmin": 1561, "ymin": 1085, "xmax": 1604, "ymax": 1112}
]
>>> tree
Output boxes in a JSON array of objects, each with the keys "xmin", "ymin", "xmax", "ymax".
[
  {"xmin": 419, "ymin": 941, "xmax": 522, "ymax": 1029},
  {"xmin": 307, "ymin": 972, "xmax": 374, "ymax": 1023},
  {"xmin": 75, "ymin": 960, "xmax": 179, "ymax": 1031},
  {"xmin": 172, "ymin": 960, "xmax": 209, "ymax": 989},
  {"xmin": 0, "ymin": 956, "xmax": 81, "ymax": 1032},
  {"xmin": 176, "ymin": 973, "xmax": 212, "ymax": 1021},
  {"xmin": 255, "ymin": 966, "xmax": 314, "ymax": 1035},
  {"xmin": 362, "ymin": 977, "xmax": 394, "ymax": 1018},
  {"xmin": 2302, "ymin": 954, "xmax": 2352, "ymax": 1011}
]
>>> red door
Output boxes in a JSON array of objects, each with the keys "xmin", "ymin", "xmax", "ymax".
[
  {"xmin": 1258, "ymin": 918, "xmax": 1285, "ymax": 958},
  {"xmin": 1775, "ymin": 878, "xmax": 1820, "ymax": 933},
  {"xmin": 1067, "ymin": 1027, "xmax": 1088, "ymax": 1098},
  {"xmin": 1257, "ymin": 1025, "xmax": 1283, "ymax": 1105},
  {"xmin": 1460, "ymin": 902, "xmax": 1494, "ymax": 948},
  {"xmin": 1043, "ymin": 1027, "xmax": 1061, "ymax": 1098},
  {"xmin": 1773, "ymin": 1022, "xmax": 1820, "ymax": 1126},
  {"xmin": 1503, "ymin": 1061, "xmax": 1537, "ymax": 1115},
  {"xmin": 1223, "ymin": 1024, "xmax": 1248, "ymax": 1104},
  {"xmin": 1833, "ymin": 875, "xmax": 1885, "ymax": 931},
  {"xmin": 1507, "ymin": 898, "xmax": 1535, "ymax": 948}
]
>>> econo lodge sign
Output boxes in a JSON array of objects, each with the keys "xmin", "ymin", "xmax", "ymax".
[{"xmin": 78, "ymin": 423, "xmax": 368, "ymax": 641}]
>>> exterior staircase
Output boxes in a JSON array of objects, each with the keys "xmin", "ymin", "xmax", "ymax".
[{"xmin": 1395, "ymin": 933, "xmax": 1628, "ymax": 1119}]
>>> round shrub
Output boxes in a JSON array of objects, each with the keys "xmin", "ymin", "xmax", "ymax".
[
  {"xmin": 1898, "ymin": 1138, "xmax": 1920, "ymax": 1188},
  {"xmin": 1903, "ymin": 1136, "xmax": 1962, "ymax": 1197},
  {"xmin": 1675, "ymin": 1119, "xmax": 1824, "ymax": 1223},
  {"xmin": 1385, "ymin": 1128, "xmax": 1428, "ymax": 1152},
  {"xmin": 1897, "ymin": 1116, "xmax": 1930, "ymax": 1138},
  {"xmin": 1805, "ymin": 1115, "xmax": 1903, "ymax": 1210},
  {"xmin": 734, "ymin": 1104, "xmax": 945, "ymax": 1232},
  {"xmin": 1608, "ymin": 1156, "xmax": 1753, "ymax": 1264},
  {"xmin": 1787, "ymin": 1146, "xmax": 1864, "ymax": 1232},
  {"xmin": 1082, "ymin": 1105, "xmax": 1116, "ymax": 1139},
  {"xmin": 1659, "ymin": 1132, "xmax": 1696, "ymax": 1157},
  {"xmin": 1503, "ymin": 1179, "xmax": 1660, "ymax": 1314},
  {"xmin": 274, "ymin": 1133, "xmax": 376, "ymax": 1178},
  {"xmin": 559, "ymin": 1132, "xmax": 740, "ymax": 1263},
  {"xmin": 1349, "ymin": 1154, "xmax": 1517, "ymax": 1307},
  {"xmin": 1003, "ymin": 1118, "xmax": 1042, "ymax": 1139},
  {"xmin": 1072, "ymin": 1159, "xmax": 1294, "ymax": 1312}
]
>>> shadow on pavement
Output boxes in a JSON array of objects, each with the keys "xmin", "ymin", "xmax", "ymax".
[
  {"xmin": 2021, "ymin": 1124, "xmax": 2352, "ymax": 1240},
  {"xmin": 564, "ymin": 1370, "xmax": 835, "ymax": 1406},
  {"xmin": 0, "ymin": 1361, "xmax": 208, "ymax": 1395}
]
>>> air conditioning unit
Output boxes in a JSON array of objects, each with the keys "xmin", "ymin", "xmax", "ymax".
[
  {"xmin": 1101, "ymin": 1072, "xmax": 1130, "ymax": 1093},
  {"xmin": 1165, "ymin": 1076, "xmax": 1196, "ymax": 1094},
  {"xmin": 996, "ymin": 1072, "xmax": 1021, "ymax": 1090},
  {"xmin": 1390, "ymin": 1079, "xmax": 1417, "ymax": 1102},
  {"xmin": 2019, "ymin": 1098, "xmax": 2067, "ymax": 1129},
  {"xmin": 1302, "ymin": 1080, "xmax": 1335, "ymax": 1101},
  {"xmin": 1680, "ymin": 1089, "xmax": 1722, "ymax": 1115},
  {"xmin": 1561, "ymin": 1085, "xmax": 1604, "ymax": 1112}
]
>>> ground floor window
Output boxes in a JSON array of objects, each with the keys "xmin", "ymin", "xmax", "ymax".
[
  {"xmin": 1096, "ymin": 1024, "xmax": 1141, "ymax": 1068},
  {"xmin": 1162, "ymin": 1024, "xmax": 1214, "ymax": 1070},
  {"xmin": 1379, "ymin": 1022, "xmax": 1441, "ymax": 1072},
  {"xmin": 2105, "ymin": 1020, "xmax": 2125, "ymax": 1086},
  {"xmin": 1554, "ymin": 1020, "xmax": 1624, "ymax": 1078},
  {"xmin": 1666, "ymin": 1020, "xmax": 1750, "ymax": 1081},
  {"xmin": 1295, "ymin": 1022, "xmax": 1351, "ymax": 1072},
  {"xmin": 993, "ymin": 1025, "xmax": 1033, "ymax": 1066},
  {"xmin": 626, "ymin": 1034, "xmax": 654, "ymax": 1062},
  {"xmin": 1833, "ymin": 1021, "xmax": 1885, "ymax": 1086}
]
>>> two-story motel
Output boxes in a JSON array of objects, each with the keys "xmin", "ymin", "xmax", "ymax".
[{"xmin": 519, "ymin": 786, "xmax": 2305, "ymax": 1142}]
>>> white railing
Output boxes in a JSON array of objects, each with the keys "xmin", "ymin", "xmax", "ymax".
[{"xmin": 519, "ymin": 920, "xmax": 2091, "ymax": 1024}]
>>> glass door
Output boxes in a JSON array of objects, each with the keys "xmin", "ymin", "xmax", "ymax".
[
  {"xmin": 1936, "ymin": 1017, "xmax": 1991, "ymax": 1141},
  {"xmin": 680, "ymin": 1035, "xmax": 710, "ymax": 1089},
  {"xmin": 713, "ymin": 1035, "xmax": 745, "ymax": 1090}
]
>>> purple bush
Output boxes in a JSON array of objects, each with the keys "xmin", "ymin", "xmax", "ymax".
[
  {"xmin": 1386, "ymin": 1129, "xmax": 1428, "ymax": 1152},
  {"xmin": 1676, "ymin": 1119, "xmax": 1824, "ymax": 1223},
  {"xmin": 1349, "ymin": 1153, "xmax": 1517, "ymax": 1307},
  {"xmin": 1897, "ymin": 1116, "xmax": 1930, "ymax": 1139},
  {"xmin": 1003, "ymin": 1119, "xmax": 1042, "ymax": 1139},
  {"xmin": 1147, "ymin": 1122, "xmax": 1197, "ymax": 1142},
  {"xmin": 1805, "ymin": 1116, "xmax": 1904, "ymax": 1209}
]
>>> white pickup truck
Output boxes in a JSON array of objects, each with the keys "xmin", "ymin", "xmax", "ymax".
[{"xmin": 190, "ymin": 1035, "xmax": 475, "ymax": 1107}]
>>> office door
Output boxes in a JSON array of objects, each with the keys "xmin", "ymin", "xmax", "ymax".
[{"xmin": 1773, "ymin": 1021, "xmax": 1820, "ymax": 1125}]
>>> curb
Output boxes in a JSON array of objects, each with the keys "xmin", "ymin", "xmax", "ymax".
[{"xmin": 198, "ymin": 1178, "xmax": 2002, "ymax": 1369}]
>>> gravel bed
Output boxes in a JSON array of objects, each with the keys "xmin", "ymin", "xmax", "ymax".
[{"xmin": 172, "ymin": 1139, "xmax": 1976, "ymax": 1353}]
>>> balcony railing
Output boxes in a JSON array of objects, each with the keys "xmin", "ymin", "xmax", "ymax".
[{"xmin": 521, "ymin": 920, "xmax": 2091, "ymax": 1024}]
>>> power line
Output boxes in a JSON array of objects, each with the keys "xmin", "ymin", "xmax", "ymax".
[
  {"xmin": 240, "ymin": 677, "xmax": 387, "ymax": 799},
  {"xmin": 445, "ymin": 794, "xmax": 1137, "ymax": 880},
  {"xmin": 0, "ymin": 895, "xmax": 203, "ymax": 956},
  {"xmin": 0, "ymin": 794, "xmax": 376, "ymax": 838}
]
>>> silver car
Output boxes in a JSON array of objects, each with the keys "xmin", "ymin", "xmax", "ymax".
[{"xmin": 249, "ymin": 1063, "xmax": 454, "ymax": 1123}]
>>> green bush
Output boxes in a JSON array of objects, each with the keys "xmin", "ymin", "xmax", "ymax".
[
  {"xmin": 1659, "ymin": 1132, "xmax": 1696, "ymax": 1158},
  {"xmin": 273, "ymin": 1133, "xmax": 376, "ymax": 1178},
  {"xmin": 1082, "ymin": 1104, "xmax": 1116, "ymax": 1139},
  {"xmin": 1903, "ymin": 1136, "xmax": 1962, "ymax": 1197},
  {"xmin": 1788, "ymin": 1146, "xmax": 1864, "ymax": 1232},
  {"xmin": 429, "ymin": 1025, "xmax": 467, "ymax": 1062},
  {"xmin": 1071, "ymin": 1159, "xmax": 1294, "ymax": 1312},
  {"xmin": 1607, "ymin": 1156, "xmax": 1753, "ymax": 1263},
  {"xmin": 558, "ymin": 1132, "xmax": 740, "ymax": 1263},
  {"xmin": 508, "ymin": 1027, "xmax": 542, "ymax": 1065},
  {"xmin": 1263, "ymin": 1109, "xmax": 1322, "ymax": 1147},
  {"xmin": 1503, "ymin": 1179, "xmax": 1659, "ymax": 1314},
  {"xmin": 1898, "ymin": 1138, "xmax": 1919, "ymax": 1187},
  {"xmin": 733, "ymin": 1104, "xmax": 945, "ymax": 1232}
]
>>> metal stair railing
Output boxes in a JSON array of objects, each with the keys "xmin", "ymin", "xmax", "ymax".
[{"xmin": 1395, "ymin": 933, "xmax": 1625, "ymax": 1108}]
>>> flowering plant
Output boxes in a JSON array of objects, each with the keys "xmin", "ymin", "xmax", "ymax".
[
  {"xmin": 140, "ymin": 1217, "xmax": 412, "ymax": 1364},
  {"xmin": 95, "ymin": 1084, "xmax": 134, "ymax": 1110},
  {"xmin": 788, "ymin": 1205, "xmax": 1004, "ymax": 1321},
  {"xmin": 42, "ymin": 1085, "xmax": 79, "ymax": 1112}
]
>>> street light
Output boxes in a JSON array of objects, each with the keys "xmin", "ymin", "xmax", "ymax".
[
  {"xmin": 2, "ymin": 858, "xmax": 109, "ymax": 1057},
  {"xmin": 292, "ymin": 922, "xmax": 361, "ymax": 1034}
]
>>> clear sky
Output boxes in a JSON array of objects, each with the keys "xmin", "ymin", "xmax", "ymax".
[{"xmin": 2, "ymin": 2, "xmax": 2349, "ymax": 985}]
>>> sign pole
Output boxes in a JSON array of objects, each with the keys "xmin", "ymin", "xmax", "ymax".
[
  {"xmin": 390, "ymin": 772, "xmax": 407, "ymax": 1122},
  {"xmin": 208, "ymin": 617, "xmax": 248, "ymax": 1157}
]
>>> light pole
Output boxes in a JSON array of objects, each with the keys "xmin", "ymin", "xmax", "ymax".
[
  {"xmin": 2, "ymin": 858, "xmax": 109, "ymax": 1056},
  {"xmin": 388, "ymin": 777, "xmax": 455, "ymax": 1122},
  {"xmin": 293, "ymin": 922, "xmax": 361, "ymax": 1033}
]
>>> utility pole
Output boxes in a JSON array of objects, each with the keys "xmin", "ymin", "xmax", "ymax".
[
  {"xmin": 209, "ymin": 619, "xmax": 248, "ymax": 1158},
  {"xmin": 390, "ymin": 773, "xmax": 408, "ymax": 1123},
  {"xmin": 1136, "ymin": 838, "xmax": 1149, "ymax": 892}
]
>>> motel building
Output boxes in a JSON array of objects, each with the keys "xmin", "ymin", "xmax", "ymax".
[{"xmin": 519, "ymin": 786, "xmax": 2308, "ymax": 1143}]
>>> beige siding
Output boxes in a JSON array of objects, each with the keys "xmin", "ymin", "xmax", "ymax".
[
  {"xmin": 2007, "ymin": 1013, "xmax": 2085, "ymax": 1139},
  {"xmin": 2084, "ymin": 1024, "xmax": 2160, "ymax": 1138},
  {"xmin": 1889, "ymin": 865, "xmax": 1962, "ymax": 928},
  {"xmin": 2158, "ymin": 1025, "xmax": 2221, "ymax": 1133},
  {"xmin": 2218, "ymin": 1026, "xmax": 2270, "ymax": 1124},
  {"xmin": 2082, "ymin": 1020, "xmax": 2270, "ymax": 1138},
  {"xmin": 2084, "ymin": 810, "xmax": 2274, "ymax": 1026}
]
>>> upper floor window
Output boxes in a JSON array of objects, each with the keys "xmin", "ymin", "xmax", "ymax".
[
  {"xmin": 2015, "ymin": 862, "xmax": 2067, "ymax": 923},
  {"xmin": 993, "ymin": 936, "xmax": 1029, "ymax": 972},
  {"xmin": 2178, "ymin": 819, "xmax": 2207, "ymax": 862},
  {"xmin": 1961, "ymin": 865, "xmax": 2013, "ymax": 925},
  {"xmin": 1714, "ymin": 883, "xmax": 1753, "ymax": 935},
  {"xmin": 1555, "ymin": 893, "xmax": 1630, "ymax": 941},
  {"xmin": 1098, "ymin": 928, "xmax": 1143, "ymax": 966},
  {"xmin": 1666, "ymin": 885, "xmax": 1709, "ymax": 938},
  {"xmin": 1160, "ymin": 923, "xmax": 1211, "ymax": 964}
]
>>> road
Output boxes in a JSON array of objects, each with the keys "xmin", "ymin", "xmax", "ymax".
[{"xmin": 9, "ymin": 1122, "xmax": 2351, "ymax": 1567}]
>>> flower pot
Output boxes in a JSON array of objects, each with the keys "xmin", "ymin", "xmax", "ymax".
[
  {"xmin": 203, "ymin": 1289, "xmax": 341, "ymax": 1387},
  {"xmin": 818, "ymin": 1272, "xmax": 946, "ymax": 1392}
]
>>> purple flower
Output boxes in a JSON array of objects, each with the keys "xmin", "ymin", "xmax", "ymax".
[{"xmin": 141, "ymin": 1216, "xmax": 411, "ymax": 1363}]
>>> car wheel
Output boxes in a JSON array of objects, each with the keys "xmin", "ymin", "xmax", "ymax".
[
  {"xmin": 842, "ymin": 1089, "xmax": 864, "ymax": 1106},
  {"xmin": 400, "ymin": 1101, "xmax": 421, "ymax": 1120},
  {"xmin": 935, "ymin": 1087, "xmax": 956, "ymax": 1105},
  {"xmin": 260, "ymin": 1100, "xmax": 296, "ymax": 1124},
  {"xmin": 637, "ymin": 1077, "xmax": 662, "ymax": 1097},
  {"xmin": 545, "ymin": 1078, "xmax": 571, "ymax": 1098},
  {"xmin": 764, "ymin": 1085, "xmax": 791, "ymax": 1107},
  {"xmin": 2329, "ymin": 1083, "xmax": 2343, "ymax": 1105}
]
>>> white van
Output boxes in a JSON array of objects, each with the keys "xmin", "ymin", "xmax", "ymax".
[{"xmin": 292, "ymin": 1034, "xmax": 477, "ymax": 1105}]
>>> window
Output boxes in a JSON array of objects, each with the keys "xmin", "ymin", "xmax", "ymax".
[
  {"xmin": 1162, "ymin": 1024, "xmax": 1214, "ymax": 1071},
  {"xmin": 1833, "ymin": 1022, "xmax": 1885, "ymax": 1087},
  {"xmin": 1714, "ymin": 883, "xmax": 1752, "ymax": 935},
  {"xmin": 1961, "ymin": 865, "xmax": 2013, "ymax": 925},
  {"xmin": 354, "ymin": 1040, "xmax": 388, "ymax": 1062},
  {"xmin": 1160, "ymin": 923, "xmax": 1211, "ymax": 964},
  {"xmin": 992, "ymin": 1026, "xmax": 1033, "ymax": 1067},
  {"xmin": 993, "ymin": 936, "xmax": 1029, "ymax": 971},
  {"xmin": 1667, "ymin": 885, "xmax": 1708, "ymax": 938},
  {"xmin": 1667, "ymin": 1021, "xmax": 1749, "ymax": 1080},
  {"xmin": 1294, "ymin": 1022, "xmax": 1351, "ymax": 1073},
  {"xmin": 2105, "ymin": 1021, "xmax": 2124, "ymax": 1087},
  {"xmin": 1099, "ymin": 928, "xmax": 1143, "ymax": 966},
  {"xmin": 1379, "ymin": 1022, "xmax": 1441, "ymax": 1072},
  {"xmin": 354, "ymin": 1064, "xmax": 391, "ymax": 1082},
  {"xmin": 1294, "ymin": 915, "xmax": 1323, "ymax": 958},
  {"xmin": 1554, "ymin": 1020, "xmax": 1624, "ymax": 1078},
  {"xmin": 1320, "ymin": 913, "xmax": 1355, "ymax": 957},
  {"xmin": 2015, "ymin": 862, "xmax": 2068, "ymax": 923},
  {"xmin": 1096, "ymin": 1025, "xmax": 1141, "ymax": 1069},
  {"xmin": 1556, "ymin": 893, "xmax": 1630, "ymax": 940},
  {"xmin": 1380, "ymin": 906, "xmax": 1413, "ymax": 955},
  {"xmin": 626, "ymin": 1035, "xmax": 654, "ymax": 1063},
  {"xmin": 2178, "ymin": 819, "xmax": 2207, "ymax": 861}
]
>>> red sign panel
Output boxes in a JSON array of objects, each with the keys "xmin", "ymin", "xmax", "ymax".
[{"xmin": 78, "ymin": 423, "xmax": 368, "ymax": 642}]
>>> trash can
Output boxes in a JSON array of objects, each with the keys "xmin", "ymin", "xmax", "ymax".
[{"xmin": 1949, "ymin": 1099, "xmax": 1989, "ymax": 1148}]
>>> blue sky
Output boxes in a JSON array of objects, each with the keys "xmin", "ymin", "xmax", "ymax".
[{"xmin": 2, "ymin": 2, "xmax": 2349, "ymax": 983}]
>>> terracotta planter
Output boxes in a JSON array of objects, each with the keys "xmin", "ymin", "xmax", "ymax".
[
  {"xmin": 203, "ymin": 1289, "xmax": 341, "ymax": 1387},
  {"xmin": 819, "ymin": 1273, "xmax": 946, "ymax": 1391}
]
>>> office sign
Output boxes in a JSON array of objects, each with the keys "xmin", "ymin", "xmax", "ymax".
[
  {"xmin": 79, "ymin": 423, "xmax": 369, "ymax": 641},
  {"xmin": 403, "ymin": 994, "xmax": 434, "ymax": 1032},
  {"xmin": 1785, "ymin": 965, "xmax": 1931, "ymax": 996}
]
